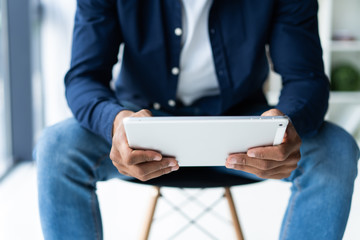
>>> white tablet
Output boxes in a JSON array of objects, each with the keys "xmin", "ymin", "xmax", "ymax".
[{"xmin": 123, "ymin": 116, "xmax": 288, "ymax": 166}]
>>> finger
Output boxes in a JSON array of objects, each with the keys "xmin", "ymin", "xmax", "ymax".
[
  {"xmin": 134, "ymin": 109, "xmax": 153, "ymax": 117},
  {"xmin": 246, "ymin": 140, "xmax": 299, "ymax": 161},
  {"xmin": 119, "ymin": 149, "xmax": 161, "ymax": 166},
  {"xmin": 265, "ymin": 158, "xmax": 300, "ymax": 179},
  {"xmin": 267, "ymin": 173, "xmax": 292, "ymax": 180},
  {"xmin": 138, "ymin": 165, "xmax": 180, "ymax": 182},
  {"xmin": 228, "ymin": 150, "xmax": 301, "ymax": 170},
  {"xmin": 261, "ymin": 109, "xmax": 284, "ymax": 117},
  {"xmin": 225, "ymin": 162, "xmax": 297, "ymax": 179},
  {"xmin": 227, "ymin": 153, "xmax": 298, "ymax": 170},
  {"xmin": 132, "ymin": 157, "xmax": 178, "ymax": 177}
]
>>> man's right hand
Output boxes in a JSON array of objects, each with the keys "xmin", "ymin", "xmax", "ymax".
[{"xmin": 110, "ymin": 109, "xmax": 179, "ymax": 181}]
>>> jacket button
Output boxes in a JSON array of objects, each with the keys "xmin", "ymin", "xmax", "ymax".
[
  {"xmin": 174, "ymin": 28, "xmax": 182, "ymax": 36},
  {"xmin": 153, "ymin": 102, "xmax": 161, "ymax": 110},
  {"xmin": 171, "ymin": 67, "xmax": 180, "ymax": 75},
  {"xmin": 168, "ymin": 99, "xmax": 176, "ymax": 107}
]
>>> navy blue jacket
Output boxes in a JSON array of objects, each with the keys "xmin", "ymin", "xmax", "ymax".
[{"xmin": 65, "ymin": 0, "xmax": 329, "ymax": 143}]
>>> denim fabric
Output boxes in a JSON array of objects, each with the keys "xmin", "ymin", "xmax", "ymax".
[{"xmin": 35, "ymin": 111, "xmax": 359, "ymax": 239}]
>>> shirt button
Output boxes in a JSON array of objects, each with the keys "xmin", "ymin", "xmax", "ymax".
[
  {"xmin": 153, "ymin": 102, "xmax": 161, "ymax": 110},
  {"xmin": 174, "ymin": 28, "xmax": 182, "ymax": 36},
  {"xmin": 210, "ymin": 28, "xmax": 215, "ymax": 34},
  {"xmin": 168, "ymin": 99, "xmax": 176, "ymax": 107},
  {"xmin": 171, "ymin": 67, "xmax": 180, "ymax": 75}
]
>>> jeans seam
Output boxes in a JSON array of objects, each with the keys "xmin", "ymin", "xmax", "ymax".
[
  {"xmin": 92, "ymin": 154, "xmax": 109, "ymax": 179},
  {"xmin": 89, "ymin": 154, "xmax": 108, "ymax": 240},
  {"xmin": 91, "ymin": 189, "xmax": 101, "ymax": 240},
  {"xmin": 281, "ymin": 167, "xmax": 304, "ymax": 240}
]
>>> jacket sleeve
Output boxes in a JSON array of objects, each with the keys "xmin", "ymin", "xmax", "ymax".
[
  {"xmin": 269, "ymin": 0, "xmax": 330, "ymax": 138},
  {"xmin": 65, "ymin": 0, "xmax": 125, "ymax": 144}
]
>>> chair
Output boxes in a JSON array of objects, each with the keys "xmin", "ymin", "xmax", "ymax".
[{"xmin": 127, "ymin": 167, "xmax": 261, "ymax": 240}]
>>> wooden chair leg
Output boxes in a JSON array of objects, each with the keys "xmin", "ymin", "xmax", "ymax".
[
  {"xmin": 224, "ymin": 187, "xmax": 244, "ymax": 240},
  {"xmin": 139, "ymin": 186, "xmax": 161, "ymax": 240}
]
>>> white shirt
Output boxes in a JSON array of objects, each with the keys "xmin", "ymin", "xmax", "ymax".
[{"xmin": 176, "ymin": 0, "xmax": 220, "ymax": 106}]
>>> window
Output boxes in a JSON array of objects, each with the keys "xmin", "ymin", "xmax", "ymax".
[
  {"xmin": 0, "ymin": 0, "xmax": 37, "ymax": 179},
  {"xmin": 0, "ymin": 0, "xmax": 11, "ymax": 177},
  {"xmin": 39, "ymin": 1, "xmax": 75, "ymax": 126}
]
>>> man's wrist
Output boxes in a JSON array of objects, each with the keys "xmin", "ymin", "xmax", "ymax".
[{"xmin": 112, "ymin": 110, "xmax": 134, "ymax": 137}]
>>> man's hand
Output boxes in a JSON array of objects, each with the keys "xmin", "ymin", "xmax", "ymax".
[
  {"xmin": 110, "ymin": 109, "xmax": 179, "ymax": 181},
  {"xmin": 225, "ymin": 109, "xmax": 302, "ymax": 179}
]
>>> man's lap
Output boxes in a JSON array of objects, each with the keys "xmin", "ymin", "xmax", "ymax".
[
  {"xmin": 35, "ymin": 117, "xmax": 359, "ymax": 185},
  {"xmin": 35, "ymin": 118, "xmax": 261, "ymax": 183}
]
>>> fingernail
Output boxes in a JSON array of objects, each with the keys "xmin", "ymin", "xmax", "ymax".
[
  {"xmin": 171, "ymin": 166, "xmax": 179, "ymax": 171},
  {"xmin": 168, "ymin": 161, "xmax": 177, "ymax": 167},
  {"xmin": 154, "ymin": 155, "xmax": 162, "ymax": 161},
  {"xmin": 247, "ymin": 151, "xmax": 256, "ymax": 158},
  {"xmin": 226, "ymin": 164, "xmax": 235, "ymax": 169},
  {"xmin": 228, "ymin": 157, "xmax": 237, "ymax": 164}
]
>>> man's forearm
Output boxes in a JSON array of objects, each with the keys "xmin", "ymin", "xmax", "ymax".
[
  {"xmin": 275, "ymin": 76, "xmax": 330, "ymax": 138},
  {"xmin": 65, "ymin": 0, "xmax": 123, "ymax": 143}
]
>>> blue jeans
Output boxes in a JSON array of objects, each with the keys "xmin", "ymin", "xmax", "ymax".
[{"xmin": 34, "ymin": 109, "xmax": 359, "ymax": 239}]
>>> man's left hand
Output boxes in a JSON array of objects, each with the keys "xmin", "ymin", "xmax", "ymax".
[{"xmin": 226, "ymin": 109, "xmax": 302, "ymax": 179}]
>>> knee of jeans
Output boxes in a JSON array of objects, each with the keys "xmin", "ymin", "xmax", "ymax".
[
  {"xmin": 317, "ymin": 122, "xmax": 359, "ymax": 180},
  {"xmin": 326, "ymin": 122, "xmax": 359, "ymax": 162},
  {"xmin": 34, "ymin": 119, "xmax": 89, "ymax": 181}
]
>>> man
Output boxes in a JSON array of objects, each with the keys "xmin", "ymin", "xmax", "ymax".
[{"xmin": 35, "ymin": 0, "xmax": 360, "ymax": 239}]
